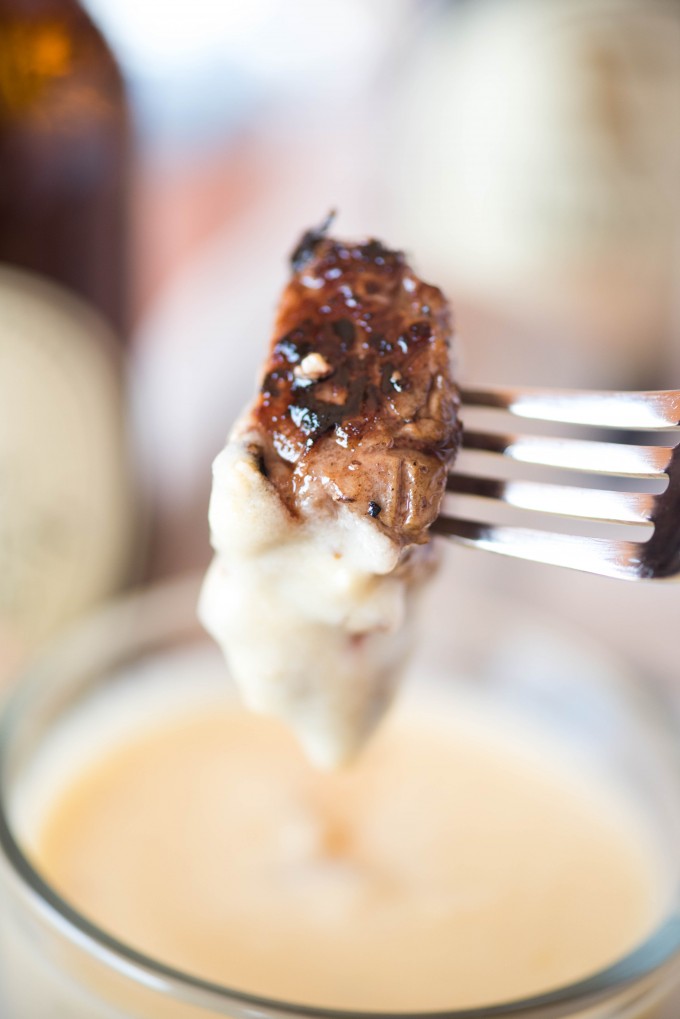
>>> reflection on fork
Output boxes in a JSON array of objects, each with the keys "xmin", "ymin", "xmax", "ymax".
[{"xmin": 436, "ymin": 387, "xmax": 680, "ymax": 581}]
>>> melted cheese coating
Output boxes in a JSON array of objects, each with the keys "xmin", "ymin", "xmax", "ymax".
[{"xmin": 199, "ymin": 435, "xmax": 428, "ymax": 766}]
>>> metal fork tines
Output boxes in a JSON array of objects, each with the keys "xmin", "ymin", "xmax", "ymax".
[{"xmin": 436, "ymin": 386, "xmax": 680, "ymax": 581}]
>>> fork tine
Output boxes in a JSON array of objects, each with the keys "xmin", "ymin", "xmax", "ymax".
[
  {"xmin": 433, "ymin": 516, "xmax": 643, "ymax": 580},
  {"xmin": 462, "ymin": 429, "xmax": 674, "ymax": 478},
  {"xmin": 638, "ymin": 445, "xmax": 680, "ymax": 579},
  {"xmin": 461, "ymin": 386, "xmax": 680, "ymax": 431},
  {"xmin": 442, "ymin": 386, "xmax": 680, "ymax": 578},
  {"xmin": 446, "ymin": 473, "xmax": 655, "ymax": 526}
]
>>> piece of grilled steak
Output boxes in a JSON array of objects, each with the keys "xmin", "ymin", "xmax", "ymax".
[{"xmin": 200, "ymin": 223, "xmax": 460, "ymax": 767}]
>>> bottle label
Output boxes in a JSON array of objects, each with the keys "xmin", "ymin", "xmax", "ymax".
[{"xmin": 0, "ymin": 265, "xmax": 133, "ymax": 671}]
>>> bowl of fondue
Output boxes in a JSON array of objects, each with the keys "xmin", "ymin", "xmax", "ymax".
[{"xmin": 0, "ymin": 570, "xmax": 679, "ymax": 1018}]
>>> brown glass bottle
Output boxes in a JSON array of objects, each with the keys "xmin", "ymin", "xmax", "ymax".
[
  {"xmin": 0, "ymin": 0, "xmax": 129, "ymax": 334},
  {"xmin": 0, "ymin": 0, "xmax": 134, "ymax": 669}
]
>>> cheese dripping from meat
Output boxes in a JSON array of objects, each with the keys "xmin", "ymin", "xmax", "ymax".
[{"xmin": 199, "ymin": 225, "xmax": 460, "ymax": 766}]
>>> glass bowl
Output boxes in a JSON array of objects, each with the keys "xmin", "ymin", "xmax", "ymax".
[{"xmin": 0, "ymin": 563, "xmax": 679, "ymax": 1018}]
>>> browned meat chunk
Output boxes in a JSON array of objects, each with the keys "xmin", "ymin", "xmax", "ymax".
[
  {"xmin": 246, "ymin": 220, "xmax": 461, "ymax": 544},
  {"xmin": 200, "ymin": 222, "xmax": 461, "ymax": 766}
]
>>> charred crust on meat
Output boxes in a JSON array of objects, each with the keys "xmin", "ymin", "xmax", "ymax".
[
  {"xmin": 289, "ymin": 211, "xmax": 336, "ymax": 272},
  {"xmin": 251, "ymin": 228, "xmax": 461, "ymax": 543},
  {"xmin": 259, "ymin": 243, "xmax": 455, "ymax": 448},
  {"xmin": 332, "ymin": 318, "xmax": 355, "ymax": 344}
]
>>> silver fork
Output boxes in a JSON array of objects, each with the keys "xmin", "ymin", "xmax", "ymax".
[{"xmin": 435, "ymin": 386, "xmax": 680, "ymax": 581}]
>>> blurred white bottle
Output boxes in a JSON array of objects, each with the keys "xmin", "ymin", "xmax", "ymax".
[
  {"xmin": 0, "ymin": 0, "xmax": 136, "ymax": 679},
  {"xmin": 390, "ymin": 0, "xmax": 680, "ymax": 387}
]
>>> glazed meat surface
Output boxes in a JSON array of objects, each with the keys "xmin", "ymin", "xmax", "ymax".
[
  {"xmin": 250, "ymin": 224, "xmax": 460, "ymax": 542},
  {"xmin": 200, "ymin": 224, "xmax": 460, "ymax": 766}
]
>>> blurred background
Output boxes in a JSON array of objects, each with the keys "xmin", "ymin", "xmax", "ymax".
[{"xmin": 1, "ymin": 0, "xmax": 680, "ymax": 694}]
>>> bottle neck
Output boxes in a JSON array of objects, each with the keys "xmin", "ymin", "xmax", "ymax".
[{"xmin": 0, "ymin": 0, "xmax": 130, "ymax": 337}]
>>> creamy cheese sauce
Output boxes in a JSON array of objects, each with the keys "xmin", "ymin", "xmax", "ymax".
[{"xmin": 32, "ymin": 696, "xmax": 665, "ymax": 1012}]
